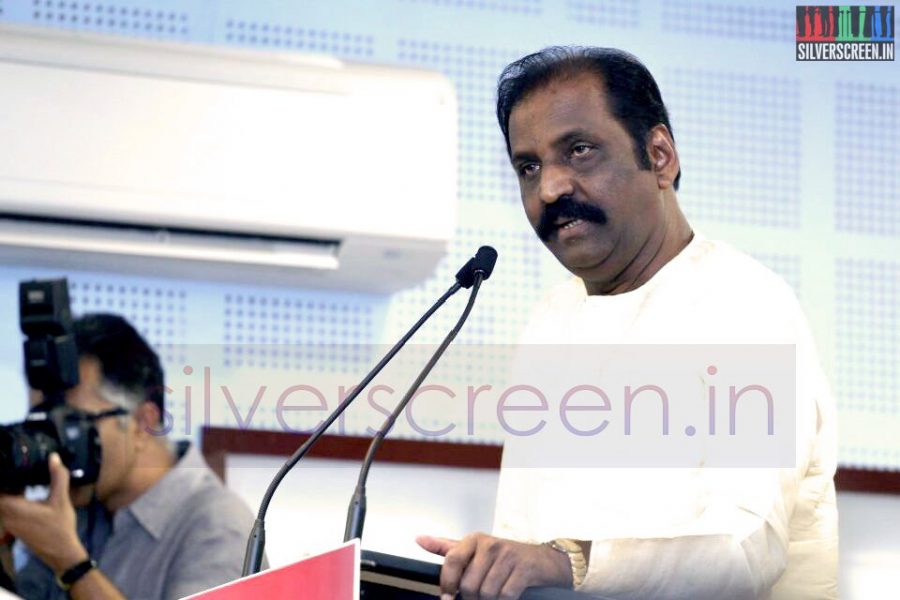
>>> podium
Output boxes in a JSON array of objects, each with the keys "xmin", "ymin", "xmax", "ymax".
[
  {"xmin": 361, "ymin": 549, "xmax": 601, "ymax": 599},
  {"xmin": 184, "ymin": 543, "xmax": 600, "ymax": 599}
]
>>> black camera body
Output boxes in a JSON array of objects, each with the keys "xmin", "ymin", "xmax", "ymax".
[{"xmin": 0, "ymin": 279, "xmax": 102, "ymax": 493}]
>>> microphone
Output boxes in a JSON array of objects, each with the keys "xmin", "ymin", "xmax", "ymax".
[
  {"xmin": 241, "ymin": 247, "xmax": 497, "ymax": 576},
  {"xmin": 343, "ymin": 247, "xmax": 496, "ymax": 543},
  {"xmin": 473, "ymin": 245, "xmax": 499, "ymax": 280},
  {"xmin": 455, "ymin": 245, "xmax": 498, "ymax": 288}
]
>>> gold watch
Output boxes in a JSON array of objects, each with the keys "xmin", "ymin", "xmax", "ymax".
[{"xmin": 545, "ymin": 538, "xmax": 587, "ymax": 587}]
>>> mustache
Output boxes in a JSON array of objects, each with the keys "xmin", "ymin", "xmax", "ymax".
[{"xmin": 536, "ymin": 196, "xmax": 608, "ymax": 241}]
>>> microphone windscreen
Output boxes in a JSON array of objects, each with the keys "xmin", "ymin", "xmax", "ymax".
[{"xmin": 473, "ymin": 246, "xmax": 498, "ymax": 280}]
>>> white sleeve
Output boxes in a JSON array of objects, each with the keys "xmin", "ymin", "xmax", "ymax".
[
  {"xmin": 580, "ymin": 514, "xmax": 786, "ymax": 599},
  {"xmin": 575, "ymin": 446, "xmax": 813, "ymax": 599}
]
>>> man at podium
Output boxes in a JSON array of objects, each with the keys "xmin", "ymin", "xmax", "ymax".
[{"xmin": 418, "ymin": 46, "xmax": 838, "ymax": 600}]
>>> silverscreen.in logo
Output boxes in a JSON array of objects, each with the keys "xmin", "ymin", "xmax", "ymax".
[{"xmin": 796, "ymin": 5, "xmax": 895, "ymax": 61}]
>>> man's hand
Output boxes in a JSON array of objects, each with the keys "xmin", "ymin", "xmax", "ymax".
[
  {"xmin": 416, "ymin": 532, "xmax": 572, "ymax": 600},
  {"xmin": 0, "ymin": 453, "xmax": 88, "ymax": 573}
]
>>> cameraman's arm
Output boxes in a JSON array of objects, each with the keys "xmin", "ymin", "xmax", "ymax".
[{"xmin": 0, "ymin": 454, "xmax": 126, "ymax": 599}]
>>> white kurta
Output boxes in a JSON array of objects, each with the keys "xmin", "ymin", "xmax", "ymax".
[{"xmin": 492, "ymin": 234, "xmax": 838, "ymax": 599}]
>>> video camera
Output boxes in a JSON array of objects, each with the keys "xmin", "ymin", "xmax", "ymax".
[{"xmin": 0, "ymin": 279, "xmax": 102, "ymax": 493}]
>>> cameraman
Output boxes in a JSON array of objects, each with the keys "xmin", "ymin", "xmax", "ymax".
[{"xmin": 0, "ymin": 313, "xmax": 258, "ymax": 599}]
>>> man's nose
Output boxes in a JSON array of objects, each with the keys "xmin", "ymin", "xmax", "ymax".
[{"xmin": 538, "ymin": 164, "xmax": 575, "ymax": 205}]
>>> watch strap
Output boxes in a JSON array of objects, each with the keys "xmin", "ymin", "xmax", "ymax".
[
  {"xmin": 545, "ymin": 538, "xmax": 587, "ymax": 587},
  {"xmin": 56, "ymin": 558, "xmax": 97, "ymax": 591}
]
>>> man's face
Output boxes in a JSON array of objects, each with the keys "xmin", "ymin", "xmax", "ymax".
[
  {"xmin": 508, "ymin": 72, "xmax": 668, "ymax": 288},
  {"xmin": 30, "ymin": 358, "xmax": 138, "ymax": 507}
]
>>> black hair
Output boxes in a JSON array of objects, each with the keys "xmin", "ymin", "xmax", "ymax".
[
  {"xmin": 73, "ymin": 313, "xmax": 165, "ymax": 417},
  {"xmin": 496, "ymin": 46, "xmax": 681, "ymax": 190}
]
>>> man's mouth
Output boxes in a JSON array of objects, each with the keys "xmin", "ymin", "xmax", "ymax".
[
  {"xmin": 536, "ymin": 197, "xmax": 607, "ymax": 241},
  {"xmin": 556, "ymin": 218, "xmax": 584, "ymax": 231}
]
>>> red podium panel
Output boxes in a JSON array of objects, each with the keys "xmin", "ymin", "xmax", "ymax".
[{"xmin": 183, "ymin": 540, "xmax": 359, "ymax": 600}]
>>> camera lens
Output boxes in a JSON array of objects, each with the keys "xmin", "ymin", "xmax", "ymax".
[{"xmin": 0, "ymin": 423, "xmax": 59, "ymax": 493}]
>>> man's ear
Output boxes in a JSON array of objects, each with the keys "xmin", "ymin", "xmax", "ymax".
[
  {"xmin": 646, "ymin": 124, "xmax": 679, "ymax": 190},
  {"xmin": 134, "ymin": 401, "xmax": 166, "ymax": 439}
]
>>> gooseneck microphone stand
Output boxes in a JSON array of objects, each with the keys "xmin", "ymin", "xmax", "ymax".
[
  {"xmin": 241, "ymin": 247, "xmax": 496, "ymax": 576},
  {"xmin": 343, "ymin": 247, "xmax": 496, "ymax": 542}
]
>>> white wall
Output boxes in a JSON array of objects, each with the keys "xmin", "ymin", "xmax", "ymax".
[{"xmin": 837, "ymin": 491, "xmax": 900, "ymax": 599}]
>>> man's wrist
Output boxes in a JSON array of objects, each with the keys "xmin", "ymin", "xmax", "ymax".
[
  {"xmin": 50, "ymin": 541, "xmax": 90, "ymax": 575},
  {"xmin": 55, "ymin": 557, "xmax": 97, "ymax": 591},
  {"xmin": 537, "ymin": 541, "xmax": 573, "ymax": 588},
  {"xmin": 544, "ymin": 538, "xmax": 587, "ymax": 588}
]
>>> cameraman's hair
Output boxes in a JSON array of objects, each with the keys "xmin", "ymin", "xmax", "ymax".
[
  {"xmin": 73, "ymin": 313, "xmax": 165, "ymax": 417},
  {"xmin": 496, "ymin": 46, "xmax": 681, "ymax": 190}
]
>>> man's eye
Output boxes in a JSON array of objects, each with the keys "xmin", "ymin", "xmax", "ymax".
[
  {"xmin": 571, "ymin": 143, "xmax": 592, "ymax": 157},
  {"xmin": 519, "ymin": 163, "xmax": 540, "ymax": 177}
]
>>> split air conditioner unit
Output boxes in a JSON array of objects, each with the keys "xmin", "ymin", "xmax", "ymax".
[{"xmin": 0, "ymin": 25, "xmax": 458, "ymax": 293}]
